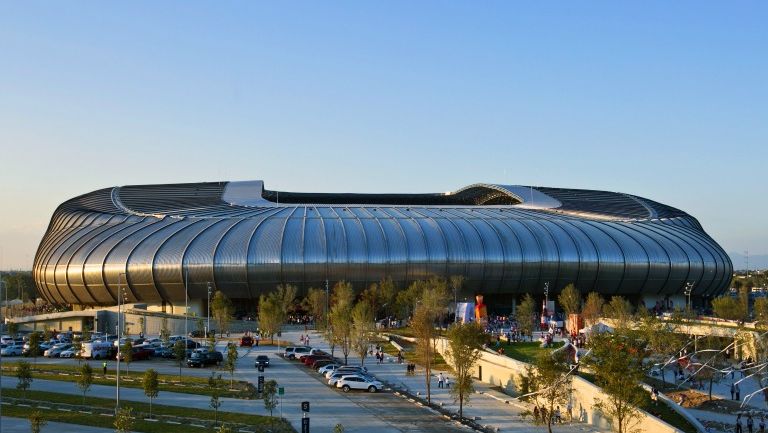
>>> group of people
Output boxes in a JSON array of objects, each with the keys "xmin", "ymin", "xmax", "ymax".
[
  {"xmin": 436, "ymin": 372, "xmax": 451, "ymax": 388},
  {"xmin": 299, "ymin": 334, "xmax": 311, "ymax": 346},
  {"xmin": 532, "ymin": 405, "xmax": 563, "ymax": 425},
  {"xmin": 735, "ymin": 413, "xmax": 766, "ymax": 433}
]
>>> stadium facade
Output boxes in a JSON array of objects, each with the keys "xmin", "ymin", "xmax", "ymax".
[{"xmin": 33, "ymin": 181, "xmax": 732, "ymax": 314}]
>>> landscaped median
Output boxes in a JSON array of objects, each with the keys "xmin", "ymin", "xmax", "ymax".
[
  {"xmin": 0, "ymin": 362, "xmax": 256, "ymax": 399},
  {"xmin": 1, "ymin": 388, "xmax": 295, "ymax": 433}
]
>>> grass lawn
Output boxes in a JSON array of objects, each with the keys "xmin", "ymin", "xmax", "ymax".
[
  {"xmin": 2, "ymin": 388, "xmax": 294, "ymax": 433},
  {"xmin": 1, "ymin": 362, "xmax": 255, "ymax": 399},
  {"xmin": 496, "ymin": 341, "xmax": 564, "ymax": 363}
]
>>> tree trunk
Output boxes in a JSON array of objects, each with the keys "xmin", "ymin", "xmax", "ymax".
[{"xmin": 709, "ymin": 376, "xmax": 714, "ymax": 400}]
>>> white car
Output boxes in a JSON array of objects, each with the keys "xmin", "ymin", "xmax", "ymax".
[
  {"xmin": 325, "ymin": 366, "xmax": 367, "ymax": 379},
  {"xmin": 336, "ymin": 375, "xmax": 385, "ymax": 393},
  {"xmin": 59, "ymin": 348, "xmax": 79, "ymax": 358},
  {"xmin": 318, "ymin": 364, "xmax": 340, "ymax": 375},
  {"xmin": 1, "ymin": 344, "xmax": 23, "ymax": 356},
  {"xmin": 44, "ymin": 343, "xmax": 71, "ymax": 358}
]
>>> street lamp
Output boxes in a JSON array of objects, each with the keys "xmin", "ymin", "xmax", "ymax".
[
  {"xmin": 207, "ymin": 282, "xmax": 212, "ymax": 340},
  {"xmin": 116, "ymin": 272, "xmax": 127, "ymax": 415},
  {"xmin": 684, "ymin": 282, "xmax": 694, "ymax": 312}
]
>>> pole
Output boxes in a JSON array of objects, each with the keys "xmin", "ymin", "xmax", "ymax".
[
  {"xmin": 116, "ymin": 272, "xmax": 124, "ymax": 415},
  {"xmin": 207, "ymin": 282, "xmax": 212, "ymax": 340},
  {"xmin": 325, "ymin": 279, "xmax": 329, "ymax": 326},
  {"xmin": 185, "ymin": 269, "xmax": 188, "ymax": 344}
]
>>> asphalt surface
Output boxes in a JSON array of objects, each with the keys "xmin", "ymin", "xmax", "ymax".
[{"xmin": 0, "ymin": 342, "xmax": 468, "ymax": 433}]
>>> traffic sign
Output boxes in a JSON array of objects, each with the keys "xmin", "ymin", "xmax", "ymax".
[
  {"xmin": 278, "ymin": 386, "xmax": 284, "ymax": 396},
  {"xmin": 257, "ymin": 375, "xmax": 264, "ymax": 393},
  {"xmin": 301, "ymin": 401, "xmax": 310, "ymax": 412}
]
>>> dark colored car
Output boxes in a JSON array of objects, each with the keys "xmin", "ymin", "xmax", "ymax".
[
  {"xmin": 240, "ymin": 336, "xmax": 254, "ymax": 347},
  {"xmin": 303, "ymin": 355, "xmax": 333, "ymax": 367},
  {"xmin": 186, "ymin": 350, "xmax": 223, "ymax": 368},
  {"xmin": 312, "ymin": 359, "xmax": 335, "ymax": 369},
  {"xmin": 117, "ymin": 347, "xmax": 153, "ymax": 361},
  {"xmin": 255, "ymin": 355, "xmax": 270, "ymax": 368},
  {"xmin": 188, "ymin": 330, "xmax": 216, "ymax": 338}
]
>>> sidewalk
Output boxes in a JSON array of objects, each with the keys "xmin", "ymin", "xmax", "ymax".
[{"xmin": 294, "ymin": 328, "xmax": 610, "ymax": 433}]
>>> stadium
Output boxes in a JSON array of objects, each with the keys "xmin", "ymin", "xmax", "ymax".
[{"xmin": 33, "ymin": 180, "xmax": 732, "ymax": 315}]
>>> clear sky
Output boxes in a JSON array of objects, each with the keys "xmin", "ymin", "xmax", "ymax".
[{"xmin": 1, "ymin": 2, "xmax": 766, "ymax": 270}]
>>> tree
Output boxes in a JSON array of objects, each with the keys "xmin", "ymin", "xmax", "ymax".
[
  {"xmin": 29, "ymin": 410, "xmax": 46, "ymax": 433},
  {"xmin": 76, "ymin": 363, "xmax": 93, "ymax": 404},
  {"xmin": 160, "ymin": 317, "xmax": 171, "ymax": 345},
  {"xmin": 43, "ymin": 327, "xmax": 53, "ymax": 344},
  {"xmin": 258, "ymin": 293, "xmax": 283, "ymax": 344},
  {"xmin": 303, "ymin": 287, "xmax": 328, "ymax": 329},
  {"xmin": 351, "ymin": 300, "xmax": 375, "ymax": 366},
  {"xmin": 173, "ymin": 339, "xmax": 187, "ymax": 379},
  {"xmin": 637, "ymin": 314, "xmax": 685, "ymax": 384},
  {"xmin": 211, "ymin": 290, "xmax": 234, "ymax": 337},
  {"xmin": 121, "ymin": 340, "xmax": 133, "ymax": 374},
  {"xmin": 330, "ymin": 303, "xmax": 353, "ymax": 364},
  {"xmin": 333, "ymin": 424, "xmax": 345, "ymax": 433},
  {"xmin": 360, "ymin": 282, "xmax": 380, "ymax": 319},
  {"xmin": 275, "ymin": 283, "xmax": 298, "ymax": 317},
  {"xmin": 582, "ymin": 292, "xmax": 605, "ymax": 326},
  {"xmin": 516, "ymin": 294, "xmax": 536, "ymax": 341},
  {"xmin": 739, "ymin": 286, "xmax": 751, "ymax": 320},
  {"xmin": 712, "ymin": 295, "xmax": 742, "ymax": 321},
  {"xmin": 528, "ymin": 351, "xmax": 573, "ymax": 433},
  {"xmin": 379, "ymin": 277, "xmax": 397, "ymax": 321},
  {"xmin": 7, "ymin": 321, "xmax": 18, "ymax": 336},
  {"xmin": 412, "ymin": 278, "xmax": 449, "ymax": 404},
  {"xmin": 449, "ymin": 275, "xmax": 465, "ymax": 311},
  {"xmin": 331, "ymin": 280, "xmax": 355, "ymax": 308},
  {"xmin": 263, "ymin": 379, "xmax": 279, "ymax": 417},
  {"xmin": 209, "ymin": 373, "xmax": 224, "ymax": 425},
  {"xmin": 755, "ymin": 297, "xmax": 768, "ymax": 328},
  {"xmin": 16, "ymin": 361, "xmax": 32, "ymax": 398},
  {"xmin": 444, "ymin": 322, "xmax": 485, "ymax": 419},
  {"xmin": 225, "ymin": 343, "xmax": 238, "ymax": 386},
  {"xmin": 584, "ymin": 330, "xmax": 647, "ymax": 433},
  {"xmin": 196, "ymin": 317, "xmax": 205, "ymax": 338},
  {"xmin": 604, "ymin": 296, "xmax": 633, "ymax": 329},
  {"xmin": 114, "ymin": 407, "xmax": 135, "ymax": 433},
  {"xmin": 143, "ymin": 368, "xmax": 159, "ymax": 418},
  {"xmin": 72, "ymin": 335, "xmax": 84, "ymax": 364},
  {"xmin": 558, "ymin": 283, "xmax": 581, "ymax": 316},
  {"xmin": 27, "ymin": 331, "xmax": 41, "ymax": 365}
]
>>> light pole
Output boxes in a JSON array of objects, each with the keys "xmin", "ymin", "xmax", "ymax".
[
  {"xmin": 207, "ymin": 282, "xmax": 212, "ymax": 341},
  {"xmin": 325, "ymin": 279, "xmax": 329, "ymax": 326},
  {"xmin": 184, "ymin": 269, "xmax": 189, "ymax": 345},
  {"xmin": 684, "ymin": 282, "xmax": 694, "ymax": 312},
  {"xmin": 116, "ymin": 272, "xmax": 126, "ymax": 416}
]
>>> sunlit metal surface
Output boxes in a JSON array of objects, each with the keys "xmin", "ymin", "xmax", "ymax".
[{"xmin": 33, "ymin": 181, "xmax": 732, "ymax": 305}]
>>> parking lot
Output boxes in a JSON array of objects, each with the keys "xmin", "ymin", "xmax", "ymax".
[{"xmin": 1, "ymin": 335, "xmax": 467, "ymax": 433}]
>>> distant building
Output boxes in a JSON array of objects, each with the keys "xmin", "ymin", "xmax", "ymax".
[{"xmin": 33, "ymin": 180, "xmax": 732, "ymax": 313}]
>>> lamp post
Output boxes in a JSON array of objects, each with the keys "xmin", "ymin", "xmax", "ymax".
[
  {"xmin": 684, "ymin": 282, "xmax": 694, "ymax": 312},
  {"xmin": 116, "ymin": 272, "xmax": 127, "ymax": 415},
  {"xmin": 207, "ymin": 282, "xmax": 212, "ymax": 340},
  {"xmin": 325, "ymin": 279, "xmax": 329, "ymax": 326},
  {"xmin": 184, "ymin": 269, "xmax": 188, "ymax": 345}
]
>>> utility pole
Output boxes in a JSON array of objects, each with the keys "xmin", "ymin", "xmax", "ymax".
[
  {"xmin": 184, "ymin": 269, "xmax": 188, "ymax": 345},
  {"xmin": 325, "ymin": 279, "xmax": 329, "ymax": 325},
  {"xmin": 116, "ymin": 272, "xmax": 126, "ymax": 415}
]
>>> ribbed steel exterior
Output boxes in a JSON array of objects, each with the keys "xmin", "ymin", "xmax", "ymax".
[{"xmin": 33, "ymin": 181, "xmax": 732, "ymax": 306}]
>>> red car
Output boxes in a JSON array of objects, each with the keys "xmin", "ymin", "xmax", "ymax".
[
  {"xmin": 117, "ymin": 347, "xmax": 153, "ymax": 361},
  {"xmin": 303, "ymin": 354, "xmax": 333, "ymax": 366},
  {"xmin": 240, "ymin": 336, "xmax": 254, "ymax": 347}
]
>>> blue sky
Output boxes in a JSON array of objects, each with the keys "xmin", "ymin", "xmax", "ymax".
[{"xmin": 1, "ymin": 2, "xmax": 766, "ymax": 270}]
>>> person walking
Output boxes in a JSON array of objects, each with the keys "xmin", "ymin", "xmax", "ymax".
[
  {"xmin": 732, "ymin": 383, "xmax": 736, "ymax": 400},
  {"xmin": 102, "ymin": 361, "xmax": 107, "ymax": 376},
  {"xmin": 438, "ymin": 373, "xmax": 445, "ymax": 389},
  {"xmin": 758, "ymin": 415, "xmax": 765, "ymax": 433},
  {"xmin": 736, "ymin": 383, "xmax": 741, "ymax": 401},
  {"xmin": 748, "ymin": 414, "xmax": 755, "ymax": 433},
  {"xmin": 737, "ymin": 414, "xmax": 743, "ymax": 433}
]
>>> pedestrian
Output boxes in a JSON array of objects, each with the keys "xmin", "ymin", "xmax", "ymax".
[
  {"xmin": 651, "ymin": 386, "xmax": 658, "ymax": 405},
  {"xmin": 445, "ymin": 375, "xmax": 450, "ymax": 388},
  {"xmin": 566, "ymin": 401, "xmax": 573, "ymax": 421},
  {"xmin": 102, "ymin": 361, "xmax": 107, "ymax": 376},
  {"xmin": 737, "ymin": 414, "xmax": 744, "ymax": 433},
  {"xmin": 748, "ymin": 414, "xmax": 754, "ymax": 433},
  {"xmin": 533, "ymin": 406, "xmax": 540, "ymax": 421},
  {"xmin": 758, "ymin": 416, "xmax": 765, "ymax": 433},
  {"xmin": 736, "ymin": 383, "xmax": 741, "ymax": 401},
  {"xmin": 554, "ymin": 406, "xmax": 562, "ymax": 424},
  {"xmin": 731, "ymin": 383, "xmax": 736, "ymax": 400},
  {"xmin": 438, "ymin": 373, "xmax": 445, "ymax": 389}
]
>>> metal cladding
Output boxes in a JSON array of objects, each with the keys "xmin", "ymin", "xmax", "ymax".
[{"xmin": 33, "ymin": 180, "xmax": 732, "ymax": 305}]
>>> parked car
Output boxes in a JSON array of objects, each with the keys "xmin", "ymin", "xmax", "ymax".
[
  {"xmin": 1, "ymin": 343, "xmax": 24, "ymax": 356},
  {"xmin": 318, "ymin": 364, "xmax": 340, "ymax": 375},
  {"xmin": 328, "ymin": 371, "xmax": 358, "ymax": 387},
  {"xmin": 240, "ymin": 335, "xmax": 254, "ymax": 347},
  {"xmin": 186, "ymin": 349, "xmax": 223, "ymax": 368},
  {"xmin": 287, "ymin": 346, "xmax": 312, "ymax": 360},
  {"xmin": 188, "ymin": 330, "xmax": 215, "ymax": 338},
  {"xmin": 303, "ymin": 354, "xmax": 333, "ymax": 367},
  {"xmin": 336, "ymin": 375, "xmax": 385, "ymax": 393},
  {"xmin": 311, "ymin": 359, "xmax": 335, "ymax": 369},
  {"xmin": 59, "ymin": 348, "xmax": 79, "ymax": 358},
  {"xmin": 283, "ymin": 347, "xmax": 297, "ymax": 358},
  {"xmin": 325, "ymin": 366, "xmax": 367, "ymax": 379},
  {"xmin": 117, "ymin": 347, "xmax": 153, "ymax": 361},
  {"xmin": 254, "ymin": 355, "xmax": 270, "ymax": 368},
  {"xmin": 45, "ymin": 343, "xmax": 72, "ymax": 358},
  {"xmin": 298, "ymin": 348, "xmax": 328, "ymax": 361}
]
